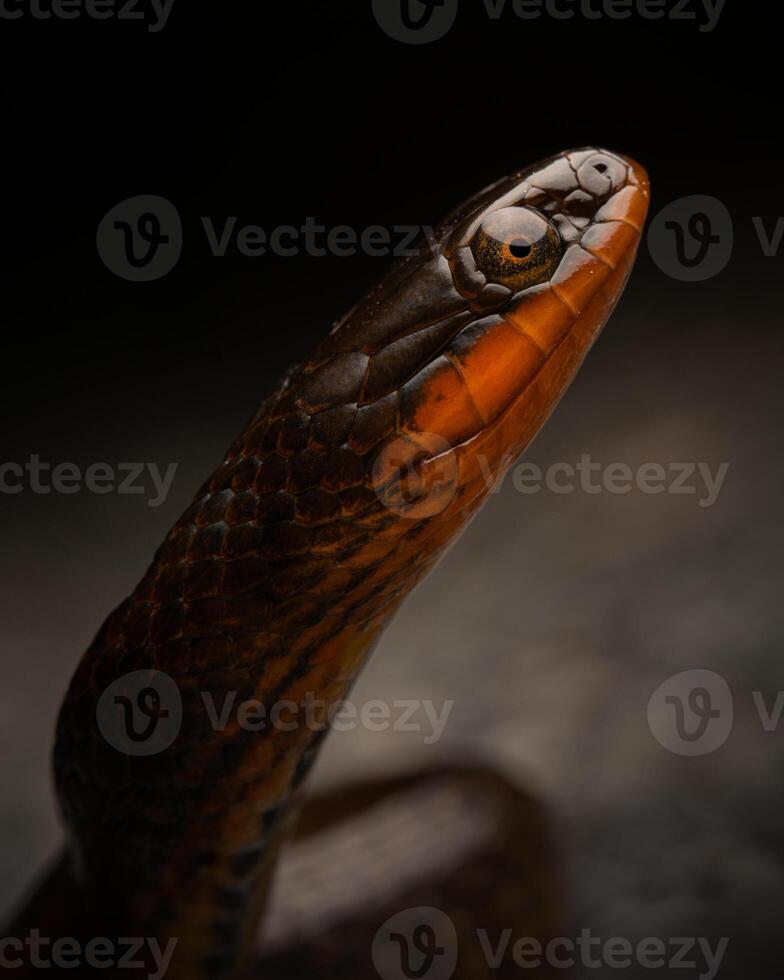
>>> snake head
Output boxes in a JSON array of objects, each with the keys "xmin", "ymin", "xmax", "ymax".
[{"xmin": 288, "ymin": 148, "xmax": 648, "ymax": 522}]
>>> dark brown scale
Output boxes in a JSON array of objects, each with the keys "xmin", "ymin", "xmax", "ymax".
[
  {"xmin": 349, "ymin": 392, "xmax": 398, "ymax": 453},
  {"xmin": 450, "ymin": 246, "xmax": 487, "ymax": 298},
  {"xmin": 312, "ymin": 255, "xmax": 467, "ymax": 361},
  {"xmin": 293, "ymin": 489, "xmax": 341, "ymax": 526},
  {"xmin": 185, "ymin": 560, "xmax": 223, "ymax": 599},
  {"xmin": 308, "ymin": 404, "xmax": 356, "ymax": 453},
  {"xmin": 288, "ymin": 449, "xmax": 326, "ymax": 489},
  {"xmin": 255, "ymin": 455, "xmax": 287, "ymax": 493},
  {"xmin": 321, "ymin": 447, "xmax": 366, "ymax": 491},
  {"xmin": 224, "ymin": 523, "xmax": 265, "ymax": 559},
  {"xmin": 222, "ymin": 557, "xmax": 269, "ymax": 597},
  {"xmin": 183, "ymin": 596, "xmax": 225, "ymax": 635},
  {"xmin": 255, "ymin": 491, "xmax": 294, "ymax": 525},
  {"xmin": 226, "ymin": 490, "xmax": 258, "ymax": 524},
  {"xmin": 359, "ymin": 310, "xmax": 474, "ymax": 404},
  {"xmin": 311, "ymin": 522, "xmax": 369, "ymax": 557},
  {"xmin": 296, "ymin": 351, "xmax": 369, "ymax": 413},
  {"xmin": 338, "ymin": 484, "xmax": 380, "ymax": 518},
  {"xmin": 274, "ymin": 411, "xmax": 310, "ymax": 456},
  {"xmin": 191, "ymin": 523, "xmax": 227, "ymax": 561},
  {"xmin": 198, "ymin": 489, "xmax": 233, "ymax": 525}
]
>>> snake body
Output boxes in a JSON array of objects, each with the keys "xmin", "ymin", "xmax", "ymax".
[{"xmin": 34, "ymin": 149, "xmax": 649, "ymax": 979}]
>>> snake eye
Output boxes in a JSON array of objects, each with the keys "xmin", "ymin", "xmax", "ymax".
[{"xmin": 471, "ymin": 206, "xmax": 562, "ymax": 292}]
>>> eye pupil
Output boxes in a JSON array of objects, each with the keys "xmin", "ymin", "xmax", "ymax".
[
  {"xmin": 509, "ymin": 240, "xmax": 532, "ymax": 259},
  {"xmin": 471, "ymin": 206, "xmax": 562, "ymax": 293}
]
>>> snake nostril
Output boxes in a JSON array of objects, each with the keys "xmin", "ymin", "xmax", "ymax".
[{"xmin": 593, "ymin": 162, "xmax": 608, "ymax": 174}]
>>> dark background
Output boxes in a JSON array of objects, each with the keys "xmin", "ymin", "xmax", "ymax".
[{"xmin": 1, "ymin": 2, "xmax": 781, "ymax": 978}]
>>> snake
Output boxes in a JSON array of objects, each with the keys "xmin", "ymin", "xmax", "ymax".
[{"xmin": 8, "ymin": 147, "xmax": 649, "ymax": 979}]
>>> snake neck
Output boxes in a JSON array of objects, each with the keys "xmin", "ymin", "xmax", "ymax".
[{"xmin": 52, "ymin": 361, "xmax": 465, "ymax": 979}]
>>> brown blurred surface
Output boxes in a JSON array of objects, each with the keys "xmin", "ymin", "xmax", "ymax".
[{"xmin": 258, "ymin": 766, "xmax": 565, "ymax": 979}]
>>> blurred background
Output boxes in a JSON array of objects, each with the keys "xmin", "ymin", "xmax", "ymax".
[{"xmin": 1, "ymin": 2, "xmax": 781, "ymax": 977}]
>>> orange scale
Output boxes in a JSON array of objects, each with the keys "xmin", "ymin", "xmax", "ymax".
[
  {"xmin": 594, "ymin": 184, "xmax": 649, "ymax": 231},
  {"xmin": 399, "ymin": 356, "xmax": 485, "ymax": 446},
  {"xmin": 505, "ymin": 282, "xmax": 574, "ymax": 355},
  {"xmin": 344, "ymin": 535, "xmax": 394, "ymax": 569},
  {"xmin": 580, "ymin": 220, "xmax": 641, "ymax": 269},
  {"xmin": 449, "ymin": 316, "xmax": 545, "ymax": 424},
  {"xmin": 550, "ymin": 244, "xmax": 613, "ymax": 315}
]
